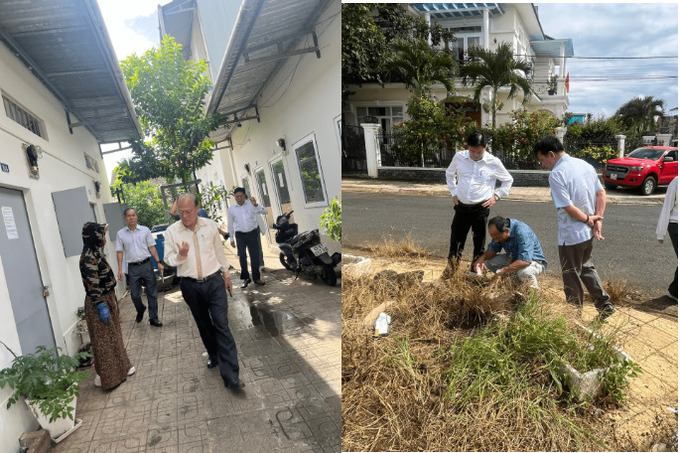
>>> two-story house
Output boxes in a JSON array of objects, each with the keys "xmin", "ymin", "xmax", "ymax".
[{"xmin": 344, "ymin": 3, "xmax": 573, "ymax": 132}]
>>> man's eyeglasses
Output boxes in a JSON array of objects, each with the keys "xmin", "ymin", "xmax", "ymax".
[{"xmin": 178, "ymin": 209, "xmax": 195, "ymax": 216}]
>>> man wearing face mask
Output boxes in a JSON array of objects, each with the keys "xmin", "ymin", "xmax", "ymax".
[{"xmin": 445, "ymin": 129, "xmax": 514, "ymax": 272}]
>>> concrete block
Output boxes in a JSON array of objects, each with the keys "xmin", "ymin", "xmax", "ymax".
[{"xmin": 19, "ymin": 429, "xmax": 51, "ymax": 453}]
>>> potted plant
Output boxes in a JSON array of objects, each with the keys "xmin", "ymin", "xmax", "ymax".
[
  {"xmin": 547, "ymin": 74, "xmax": 558, "ymax": 95},
  {"xmin": 0, "ymin": 341, "xmax": 91, "ymax": 439}
]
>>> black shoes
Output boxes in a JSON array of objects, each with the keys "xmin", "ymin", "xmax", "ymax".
[
  {"xmin": 149, "ymin": 318, "xmax": 163, "ymax": 327},
  {"xmin": 135, "ymin": 306, "xmax": 146, "ymax": 323},
  {"xmin": 225, "ymin": 379, "xmax": 245, "ymax": 390},
  {"xmin": 596, "ymin": 304, "xmax": 616, "ymax": 322},
  {"xmin": 253, "ymin": 280, "xmax": 265, "ymax": 286},
  {"xmin": 241, "ymin": 278, "xmax": 251, "ymax": 288},
  {"xmin": 207, "ymin": 357, "xmax": 218, "ymax": 369}
]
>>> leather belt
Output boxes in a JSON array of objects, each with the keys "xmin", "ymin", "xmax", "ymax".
[
  {"xmin": 182, "ymin": 271, "xmax": 221, "ymax": 283},
  {"xmin": 128, "ymin": 257, "xmax": 150, "ymax": 266}
]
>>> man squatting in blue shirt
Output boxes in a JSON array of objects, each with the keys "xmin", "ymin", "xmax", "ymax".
[{"xmin": 472, "ymin": 216, "xmax": 548, "ymax": 289}]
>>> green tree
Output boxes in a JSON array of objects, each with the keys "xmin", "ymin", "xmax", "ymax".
[
  {"xmin": 458, "ymin": 43, "xmax": 533, "ymax": 128},
  {"xmin": 341, "ymin": 4, "xmax": 453, "ymax": 91},
  {"xmin": 385, "ymin": 38, "xmax": 456, "ymax": 99},
  {"xmin": 392, "ymin": 96, "xmax": 475, "ymax": 166},
  {"xmin": 111, "ymin": 174, "xmax": 167, "ymax": 228},
  {"xmin": 118, "ymin": 36, "xmax": 221, "ymax": 186},
  {"xmin": 615, "ymin": 95, "xmax": 665, "ymax": 136},
  {"xmin": 489, "ymin": 109, "xmax": 560, "ymax": 168}
]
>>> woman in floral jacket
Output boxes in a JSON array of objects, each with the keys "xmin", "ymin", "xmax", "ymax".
[{"xmin": 79, "ymin": 222, "xmax": 135, "ymax": 390}]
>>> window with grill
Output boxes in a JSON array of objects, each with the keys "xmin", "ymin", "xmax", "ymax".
[{"xmin": 2, "ymin": 94, "xmax": 45, "ymax": 138}]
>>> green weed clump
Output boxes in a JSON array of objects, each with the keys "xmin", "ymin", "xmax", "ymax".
[{"xmin": 443, "ymin": 296, "xmax": 641, "ymax": 409}]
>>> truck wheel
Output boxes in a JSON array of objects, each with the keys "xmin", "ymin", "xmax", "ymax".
[
  {"xmin": 639, "ymin": 176, "xmax": 657, "ymax": 195},
  {"xmin": 322, "ymin": 265, "xmax": 337, "ymax": 286},
  {"xmin": 604, "ymin": 182, "xmax": 617, "ymax": 190}
]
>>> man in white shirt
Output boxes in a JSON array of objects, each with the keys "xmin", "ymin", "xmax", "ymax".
[
  {"xmin": 227, "ymin": 187, "xmax": 268, "ymax": 288},
  {"xmin": 534, "ymin": 135, "xmax": 615, "ymax": 320},
  {"xmin": 164, "ymin": 193, "xmax": 243, "ymax": 390},
  {"xmin": 446, "ymin": 129, "xmax": 513, "ymax": 271},
  {"xmin": 115, "ymin": 208, "xmax": 164, "ymax": 327},
  {"xmin": 656, "ymin": 176, "xmax": 678, "ymax": 301}
]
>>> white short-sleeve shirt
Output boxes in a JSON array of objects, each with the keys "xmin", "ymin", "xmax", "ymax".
[{"xmin": 549, "ymin": 154, "xmax": 603, "ymax": 246}]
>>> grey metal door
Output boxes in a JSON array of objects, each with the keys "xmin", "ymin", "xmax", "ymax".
[{"xmin": 0, "ymin": 187, "xmax": 55, "ymax": 354}]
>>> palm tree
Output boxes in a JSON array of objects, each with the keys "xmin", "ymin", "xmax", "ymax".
[
  {"xmin": 615, "ymin": 96, "xmax": 665, "ymax": 136},
  {"xmin": 458, "ymin": 42, "xmax": 533, "ymax": 128},
  {"xmin": 384, "ymin": 38, "xmax": 456, "ymax": 99}
]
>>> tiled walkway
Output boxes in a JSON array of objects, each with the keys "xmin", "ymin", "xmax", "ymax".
[{"xmin": 52, "ymin": 246, "xmax": 341, "ymax": 452}]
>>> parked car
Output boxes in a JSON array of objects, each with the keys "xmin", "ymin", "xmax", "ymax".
[{"xmin": 602, "ymin": 146, "xmax": 678, "ymax": 195}]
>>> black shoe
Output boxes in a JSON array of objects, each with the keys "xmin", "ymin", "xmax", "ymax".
[
  {"xmin": 225, "ymin": 379, "xmax": 245, "ymax": 390},
  {"xmin": 135, "ymin": 307, "xmax": 146, "ymax": 323},
  {"xmin": 253, "ymin": 279, "xmax": 265, "ymax": 286},
  {"xmin": 241, "ymin": 278, "xmax": 251, "ymax": 289},
  {"xmin": 596, "ymin": 304, "xmax": 616, "ymax": 322},
  {"xmin": 207, "ymin": 357, "xmax": 218, "ymax": 369},
  {"xmin": 149, "ymin": 318, "xmax": 163, "ymax": 327}
]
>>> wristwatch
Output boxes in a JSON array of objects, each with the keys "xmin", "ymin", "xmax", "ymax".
[{"xmin": 493, "ymin": 193, "xmax": 500, "ymax": 201}]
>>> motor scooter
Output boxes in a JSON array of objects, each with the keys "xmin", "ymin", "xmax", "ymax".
[{"xmin": 273, "ymin": 211, "xmax": 340, "ymax": 286}]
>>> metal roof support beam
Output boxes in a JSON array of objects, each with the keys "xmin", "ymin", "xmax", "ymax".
[
  {"xmin": 218, "ymin": 105, "xmax": 260, "ymax": 125},
  {"xmin": 164, "ymin": 0, "xmax": 197, "ymax": 16},
  {"xmin": 0, "ymin": 28, "xmax": 74, "ymax": 112},
  {"xmin": 243, "ymin": 29, "xmax": 321, "ymax": 64}
]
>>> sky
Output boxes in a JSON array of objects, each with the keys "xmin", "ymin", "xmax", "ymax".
[
  {"xmin": 535, "ymin": 2, "xmax": 678, "ymax": 118},
  {"xmin": 95, "ymin": 0, "xmax": 160, "ymax": 179}
]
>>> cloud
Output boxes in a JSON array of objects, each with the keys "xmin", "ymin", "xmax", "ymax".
[
  {"xmin": 537, "ymin": 3, "xmax": 678, "ymax": 116},
  {"xmin": 96, "ymin": 0, "xmax": 160, "ymax": 60}
]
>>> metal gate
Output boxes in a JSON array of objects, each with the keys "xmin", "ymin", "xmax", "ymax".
[{"xmin": 342, "ymin": 125, "xmax": 367, "ymax": 174}]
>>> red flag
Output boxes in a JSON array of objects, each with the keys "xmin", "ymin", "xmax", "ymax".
[{"xmin": 565, "ymin": 73, "xmax": 570, "ymax": 93}]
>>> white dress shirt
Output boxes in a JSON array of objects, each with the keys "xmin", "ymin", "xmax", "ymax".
[
  {"xmin": 656, "ymin": 176, "xmax": 678, "ymax": 240},
  {"xmin": 227, "ymin": 200, "xmax": 268, "ymax": 237},
  {"xmin": 163, "ymin": 217, "xmax": 230, "ymax": 279},
  {"xmin": 549, "ymin": 154, "xmax": 603, "ymax": 246},
  {"xmin": 445, "ymin": 150, "xmax": 513, "ymax": 204}
]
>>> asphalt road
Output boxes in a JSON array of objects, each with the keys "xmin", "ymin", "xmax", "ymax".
[{"xmin": 343, "ymin": 192, "xmax": 677, "ymax": 295}]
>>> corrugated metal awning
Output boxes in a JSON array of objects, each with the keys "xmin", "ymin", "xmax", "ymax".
[
  {"xmin": 0, "ymin": 0, "xmax": 142, "ymax": 143},
  {"xmin": 206, "ymin": 0, "xmax": 332, "ymax": 140},
  {"xmin": 410, "ymin": 3, "xmax": 505, "ymax": 18}
]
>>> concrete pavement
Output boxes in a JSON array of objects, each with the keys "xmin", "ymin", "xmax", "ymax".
[
  {"xmin": 342, "ymin": 177, "xmax": 667, "ymax": 205},
  {"xmin": 51, "ymin": 241, "xmax": 341, "ymax": 452}
]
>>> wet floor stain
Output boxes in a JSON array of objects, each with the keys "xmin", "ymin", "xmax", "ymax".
[{"xmin": 232, "ymin": 296, "xmax": 313, "ymax": 337}]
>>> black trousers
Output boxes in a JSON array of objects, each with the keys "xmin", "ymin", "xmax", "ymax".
[
  {"xmin": 180, "ymin": 274, "xmax": 239, "ymax": 383},
  {"xmin": 235, "ymin": 228, "xmax": 262, "ymax": 281},
  {"xmin": 669, "ymin": 222, "xmax": 678, "ymax": 298},
  {"xmin": 448, "ymin": 202, "xmax": 490, "ymax": 266},
  {"xmin": 128, "ymin": 259, "xmax": 158, "ymax": 320}
]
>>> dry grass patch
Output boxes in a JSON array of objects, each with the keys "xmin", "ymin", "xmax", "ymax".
[{"xmin": 342, "ymin": 247, "xmax": 676, "ymax": 452}]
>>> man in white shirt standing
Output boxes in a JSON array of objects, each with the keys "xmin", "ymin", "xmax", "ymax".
[
  {"xmin": 163, "ymin": 193, "xmax": 243, "ymax": 390},
  {"xmin": 116, "ymin": 208, "xmax": 164, "ymax": 327},
  {"xmin": 228, "ymin": 187, "xmax": 268, "ymax": 288},
  {"xmin": 534, "ymin": 135, "xmax": 615, "ymax": 320},
  {"xmin": 656, "ymin": 176, "xmax": 678, "ymax": 301},
  {"xmin": 445, "ymin": 129, "xmax": 513, "ymax": 271}
]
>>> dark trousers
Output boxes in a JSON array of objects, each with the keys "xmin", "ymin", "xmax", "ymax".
[
  {"xmin": 128, "ymin": 260, "xmax": 158, "ymax": 320},
  {"xmin": 448, "ymin": 202, "xmax": 490, "ymax": 267},
  {"xmin": 180, "ymin": 274, "xmax": 239, "ymax": 383},
  {"xmin": 235, "ymin": 228, "xmax": 262, "ymax": 281},
  {"xmin": 558, "ymin": 238, "xmax": 610, "ymax": 309},
  {"xmin": 669, "ymin": 222, "xmax": 678, "ymax": 298}
]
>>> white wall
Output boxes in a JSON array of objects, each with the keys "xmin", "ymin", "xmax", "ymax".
[
  {"xmin": 0, "ymin": 41, "xmax": 121, "ymax": 453},
  {"xmin": 222, "ymin": 1, "xmax": 342, "ymax": 253}
]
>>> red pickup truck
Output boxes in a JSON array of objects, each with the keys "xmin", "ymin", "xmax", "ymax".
[{"xmin": 602, "ymin": 146, "xmax": 678, "ymax": 195}]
